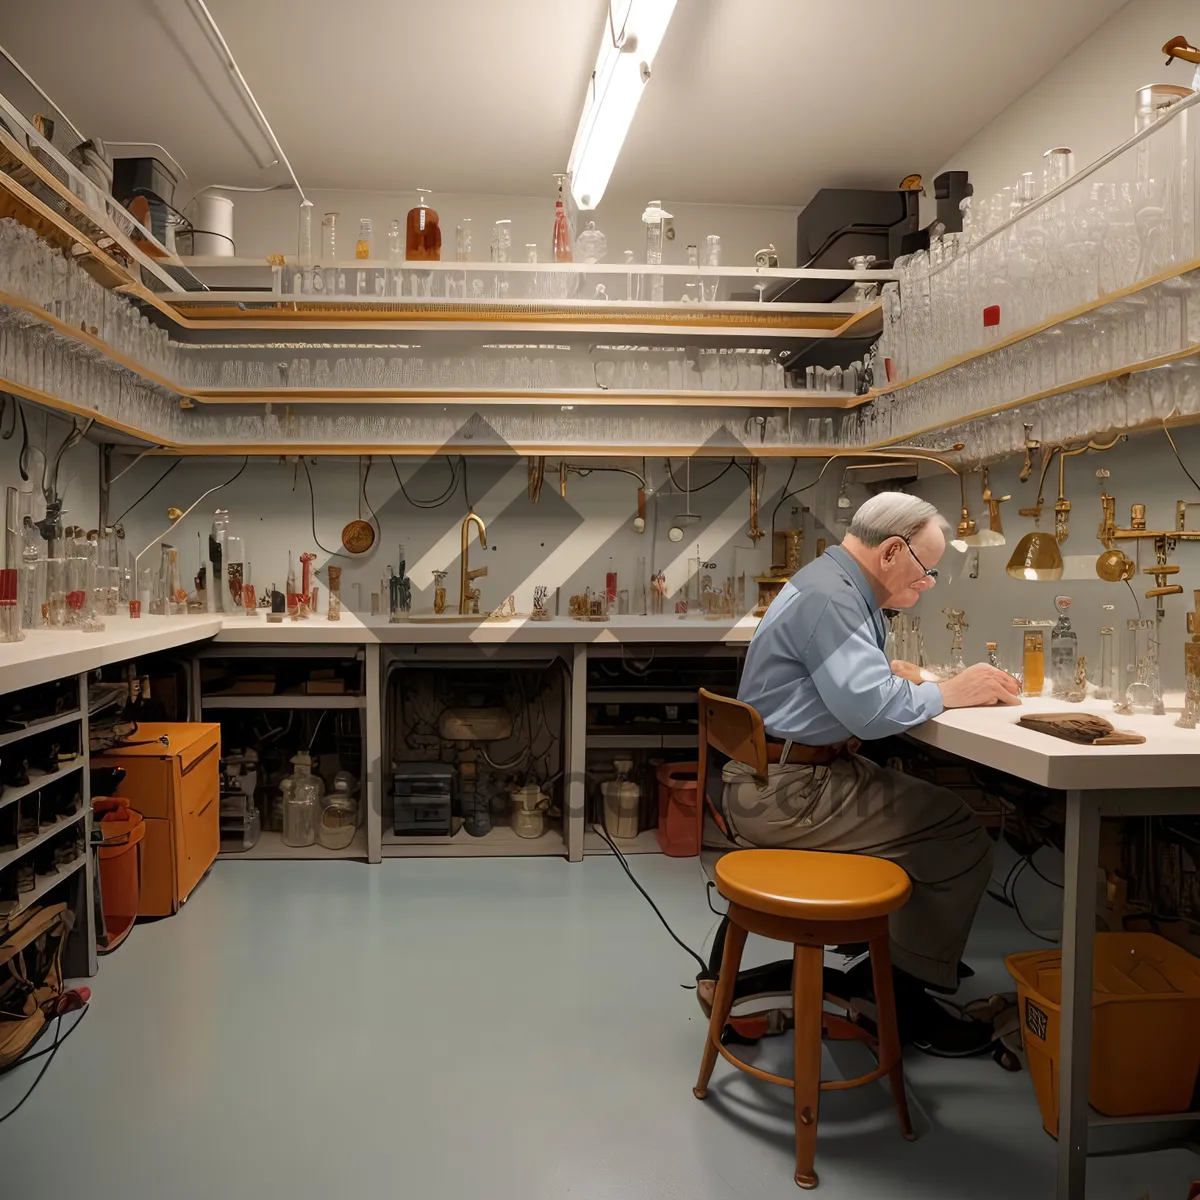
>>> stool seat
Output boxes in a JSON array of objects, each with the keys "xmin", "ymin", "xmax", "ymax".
[{"xmin": 715, "ymin": 848, "xmax": 912, "ymax": 922}]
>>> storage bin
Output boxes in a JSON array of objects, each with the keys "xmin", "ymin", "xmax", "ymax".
[
  {"xmin": 1007, "ymin": 933, "xmax": 1200, "ymax": 1136},
  {"xmin": 655, "ymin": 762, "xmax": 699, "ymax": 857},
  {"xmin": 92, "ymin": 797, "xmax": 145, "ymax": 952}
]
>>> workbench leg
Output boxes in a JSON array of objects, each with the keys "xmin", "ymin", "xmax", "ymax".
[
  {"xmin": 1057, "ymin": 789, "xmax": 1100, "ymax": 1200},
  {"xmin": 564, "ymin": 646, "xmax": 587, "ymax": 863},
  {"xmin": 365, "ymin": 644, "xmax": 383, "ymax": 864}
]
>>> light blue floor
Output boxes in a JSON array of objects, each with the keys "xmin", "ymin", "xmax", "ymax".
[{"xmin": 1, "ymin": 850, "xmax": 1197, "ymax": 1199}]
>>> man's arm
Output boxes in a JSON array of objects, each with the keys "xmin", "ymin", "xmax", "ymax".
[{"xmin": 804, "ymin": 597, "xmax": 943, "ymax": 739}]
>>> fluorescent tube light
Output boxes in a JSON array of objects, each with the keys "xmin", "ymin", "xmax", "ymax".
[{"xmin": 567, "ymin": 0, "xmax": 677, "ymax": 211}]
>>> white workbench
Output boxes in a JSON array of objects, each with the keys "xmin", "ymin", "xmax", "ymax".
[{"xmin": 908, "ymin": 694, "xmax": 1200, "ymax": 1200}]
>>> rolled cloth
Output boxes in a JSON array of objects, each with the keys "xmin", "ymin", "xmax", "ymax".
[{"xmin": 1018, "ymin": 712, "xmax": 1146, "ymax": 746}]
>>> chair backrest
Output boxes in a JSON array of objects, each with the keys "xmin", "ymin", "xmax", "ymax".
[{"xmin": 695, "ymin": 688, "xmax": 769, "ymax": 847}]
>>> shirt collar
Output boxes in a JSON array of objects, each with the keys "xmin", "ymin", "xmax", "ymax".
[{"xmin": 825, "ymin": 544, "xmax": 884, "ymax": 621}]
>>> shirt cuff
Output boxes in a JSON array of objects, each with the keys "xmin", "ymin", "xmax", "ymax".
[{"xmin": 914, "ymin": 679, "xmax": 944, "ymax": 721}]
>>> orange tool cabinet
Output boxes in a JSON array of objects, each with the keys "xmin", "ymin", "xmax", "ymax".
[{"xmin": 96, "ymin": 723, "xmax": 221, "ymax": 917}]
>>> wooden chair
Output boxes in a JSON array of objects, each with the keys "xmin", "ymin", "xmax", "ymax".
[{"xmin": 693, "ymin": 688, "xmax": 915, "ymax": 1190}]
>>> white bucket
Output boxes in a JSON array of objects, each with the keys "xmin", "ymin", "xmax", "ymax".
[{"xmin": 186, "ymin": 192, "xmax": 235, "ymax": 256}]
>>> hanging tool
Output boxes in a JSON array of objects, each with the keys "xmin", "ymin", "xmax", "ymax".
[
  {"xmin": 341, "ymin": 457, "xmax": 376, "ymax": 554},
  {"xmin": 747, "ymin": 459, "xmax": 765, "ymax": 542},
  {"xmin": 528, "ymin": 456, "xmax": 545, "ymax": 504}
]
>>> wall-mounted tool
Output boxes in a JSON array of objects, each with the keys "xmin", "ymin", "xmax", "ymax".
[
  {"xmin": 459, "ymin": 511, "xmax": 487, "ymax": 614},
  {"xmin": 980, "ymin": 467, "xmax": 1010, "ymax": 541},
  {"xmin": 1097, "ymin": 493, "xmax": 1200, "ymax": 597},
  {"xmin": 1019, "ymin": 424, "xmax": 1039, "ymax": 484},
  {"xmin": 528, "ymin": 456, "xmax": 545, "ymax": 504},
  {"xmin": 747, "ymin": 459, "xmax": 765, "ymax": 542}
]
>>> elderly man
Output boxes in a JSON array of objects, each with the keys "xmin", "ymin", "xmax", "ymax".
[{"xmin": 724, "ymin": 492, "xmax": 1019, "ymax": 1055}]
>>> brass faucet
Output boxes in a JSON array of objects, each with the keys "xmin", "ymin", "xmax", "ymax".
[{"xmin": 460, "ymin": 511, "xmax": 487, "ymax": 614}]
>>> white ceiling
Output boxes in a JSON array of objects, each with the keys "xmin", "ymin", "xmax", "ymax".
[{"xmin": 1, "ymin": 0, "xmax": 1127, "ymax": 206}]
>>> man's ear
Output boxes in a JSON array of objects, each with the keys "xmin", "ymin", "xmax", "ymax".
[{"xmin": 879, "ymin": 536, "xmax": 902, "ymax": 566}]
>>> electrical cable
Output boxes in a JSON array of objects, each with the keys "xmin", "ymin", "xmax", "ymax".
[
  {"xmin": 589, "ymin": 821, "xmax": 708, "ymax": 975},
  {"xmin": 389, "ymin": 455, "xmax": 461, "ymax": 508},
  {"xmin": 112, "ymin": 458, "xmax": 181, "ymax": 525},
  {"xmin": 0, "ymin": 1006, "xmax": 88, "ymax": 1124},
  {"xmin": 770, "ymin": 456, "xmax": 840, "ymax": 539},
  {"xmin": 360, "ymin": 457, "xmax": 381, "ymax": 533},
  {"xmin": 1163, "ymin": 418, "xmax": 1200, "ymax": 496},
  {"xmin": 1124, "ymin": 577, "xmax": 1143, "ymax": 620},
  {"xmin": 665, "ymin": 458, "xmax": 737, "ymax": 494},
  {"xmin": 299, "ymin": 459, "xmax": 352, "ymax": 559},
  {"xmin": 460, "ymin": 455, "xmax": 471, "ymax": 511}
]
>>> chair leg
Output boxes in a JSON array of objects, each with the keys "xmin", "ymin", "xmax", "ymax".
[
  {"xmin": 792, "ymin": 943, "xmax": 824, "ymax": 1190},
  {"xmin": 869, "ymin": 934, "xmax": 915, "ymax": 1141},
  {"xmin": 693, "ymin": 919, "xmax": 748, "ymax": 1100}
]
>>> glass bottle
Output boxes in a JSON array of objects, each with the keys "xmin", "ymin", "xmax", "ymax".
[
  {"xmin": 702, "ymin": 234, "xmax": 721, "ymax": 268},
  {"xmin": 282, "ymin": 752, "xmax": 321, "ymax": 848},
  {"xmin": 225, "ymin": 535, "xmax": 244, "ymax": 610},
  {"xmin": 387, "ymin": 219, "xmax": 403, "ymax": 296},
  {"xmin": 1050, "ymin": 595, "xmax": 1078, "ymax": 698},
  {"xmin": 321, "ymin": 211, "xmax": 339, "ymax": 294},
  {"xmin": 552, "ymin": 174, "xmax": 572, "ymax": 263},
  {"xmin": 80, "ymin": 559, "xmax": 105, "ymax": 633},
  {"xmin": 163, "ymin": 545, "xmax": 185, "ymax": 616},
  {"xmin": 1097, "ymin": 620, "xmax": 1115, "ymax": 702},
  {"xmin": 327, "ymin": 565, "xmax": 342, "ymax": 621},
  {"xmin": 432, "ymin": 569, "xmax": 447, "ymax": 614},
  {"xmin": 575, "ymin": 221, "xmax": 606, "ymax": 264},
  {"xmin": 455, "ymin": 219, "xmax": 472, "ymax": 262},
  {"xmin": 356, "ymin": 218, "xmax": 372, "ymax": 260},
  {"xmin": 406, "ymin": 189, "xmax": 441, "ymax": 261},
  {"xmin": 1023, "ymin": 629, "xmax": 1046, "ymax": 696}
]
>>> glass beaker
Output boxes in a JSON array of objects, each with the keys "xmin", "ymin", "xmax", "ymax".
[
  {"xmin": 225, "ymin": 535, "xmax": 244, "ymax": 610},
  {"xmin": 406, "ymin": 190, "xmax": 441, "ymax": 261},
  {"xmin": 80, "ymin": 559, "xmax": 105, "ymax": 633},
  {"xmin": 298, "ymin": 200, "xmax": 314, "ymax": 266},
  {"xmin": 1096, "ymin": 624, "xmax": 1115, "ymax": 701},
  {"xmin": 161, "ymin": 545, "xmax": 185, "ymax": 616},
  {"xmin": 455, "ymin": 219, "xmax": 473, "ymax": 262},
  {"xmin": 0, "ymin": 568, "xmax": 22, "ymax": 643},
  {"xmin": 702, "ymin": 234, "xmax": 721, "ymax": 268},
  {"xmin": 321, "ymin": 212, "xmax": 339, "ymax": 261},
  {"xmin": 491, "ymin": 219, "xmax": 512, "ymax": 264},
  {"xmin": 642, "ymin": 200, "xmax": 672, "ymax": 302},
  {"xmin": 64, "ymin": 557, "xmax": 87, "ymax": 626}
]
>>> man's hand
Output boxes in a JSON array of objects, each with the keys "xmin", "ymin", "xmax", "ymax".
[
  {"xmin": 939, "ymin": 662, "xmax": 1022, "ymax": 708},
  {"xmin": 890, "ymin": 659, "xmax": 925, "ymax": 684}
]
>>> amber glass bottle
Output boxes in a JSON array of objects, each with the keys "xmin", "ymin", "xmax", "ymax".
[{"xmin": 406, "ymin": 189, "xmax": 441, "ymax": 261}]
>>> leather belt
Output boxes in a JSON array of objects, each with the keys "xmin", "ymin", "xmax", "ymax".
[{"xmin": 765, "ymin": 736, "xmax": 852, "ymax": 766}]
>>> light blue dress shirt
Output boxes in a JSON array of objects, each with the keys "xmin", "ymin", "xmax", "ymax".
[{"xmin": 738, "ymin": 544, "xmax": 944, "ymax": 745}]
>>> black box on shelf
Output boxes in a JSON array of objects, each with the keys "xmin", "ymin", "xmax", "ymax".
[{"xmin": 392, "ymin": 764, "xmax": 454, "ymax": 837}]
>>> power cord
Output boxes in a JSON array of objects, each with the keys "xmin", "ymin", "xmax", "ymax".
[
  {"xmin": 388, "ymin": 455, "xmax": 461, "ymax": 508},
  {"xmin": 589, "ymin": 821, "xmax": 708, "ymax": 976},
  {"xmin": 112, "ymin": 458, "xmax": 181, "ymax": 524},
  {"xmin": 0, "ymin": 1006, "xmax": 88, "ymax": 1124}
]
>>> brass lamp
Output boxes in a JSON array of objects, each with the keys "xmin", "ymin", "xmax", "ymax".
[{"xmin": 1006, "ymin": 531, "xmax": 1064, "ymax": 580}]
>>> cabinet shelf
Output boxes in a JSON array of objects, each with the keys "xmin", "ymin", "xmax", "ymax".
[
  {"xmin": 0, "ymin": 760, "xmax": 85, "ymax": 814},
  {"xmin": 382, "ymin": 822, "xmax": 565, "ymax": 857},
  {"xmin": 0, "ymin": 708, "xmax": 82, "ymax": 751},
  {"xmin": 3, "ymin": 853, "xmax": 86, "ymax": 924},
  {"xmin": 0, "ymin": 806, "xmax": 87, "ymax": 873},
  {"xmin": 201, "ymin": 694, "xmax": 366, "ymax": 709},
  {"xmin": 219, "ymin": 827, "xmax": 367, "ymax": 861}
]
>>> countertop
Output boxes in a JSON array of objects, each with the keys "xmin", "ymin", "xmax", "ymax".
[
  {"xmin": 907, "ymin": 693, "xmax": 1200, "ymax": 790},
  {"xmin": 0, "ymin": 611, "xmax": 759, "ymax": 695}
]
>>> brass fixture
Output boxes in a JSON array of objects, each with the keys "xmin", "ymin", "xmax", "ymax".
[
  {"xmin": 1177, "ymin": 589, "xmax": 1200, "ymax": 729},
  {"xmin": 1097, "ymin": 493, "xmax": 1200, "ymax": 598},
  {"xmin": 1006, "ymin": 531, "xmax": 1064, "ymax": 581},
  {"xmin": 459, "ymin": 511, "xmax": 487, "ymax": 614},
  {"xmin": 980, "ymin": 467, "xmax": 1010, "ymax": 540},
  {"xmin": 1018, "ymin": 435, "xmax": 1124, "ymax": 540},
  {"xmin": 1164, "ymin": 35, "xmax": 1200, "ymax": 66},
  {"xmin": 528, "ymin": 456, "xmax": 545, "ymax": 504},
  {"xmin": 1095, "ymin": 547, "xmax": 1136, "ymax": 583},
  {"xmin": 1019, "ymin": 425, "xmax": 1039, "ymax": 483}
]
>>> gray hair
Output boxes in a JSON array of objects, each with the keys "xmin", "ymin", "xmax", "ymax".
[{"xmin": 848, "ymin": 492, "xmax": 940, "ymax": 547}]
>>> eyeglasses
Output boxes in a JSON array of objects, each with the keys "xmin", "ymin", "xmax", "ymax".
[{"xmin": 902, "ymin": 538, "xmax": 938, "ymax": 581}]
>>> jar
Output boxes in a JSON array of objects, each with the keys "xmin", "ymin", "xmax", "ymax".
[{"xmin": 317, "ymin": 794, "xmax": 357, "ymax": 850}]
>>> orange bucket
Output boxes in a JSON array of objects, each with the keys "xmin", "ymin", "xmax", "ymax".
[
  {"xmin": 92, "ymin": 797, "xmax": 145, "ymax": 952},
  {"xmin": 1007, "ymin": 933, "xmax": 1200, "ymax": 1136},
  {"xmin": 654, "ymin": 762, "xmax": 699, "ymax": 857}
]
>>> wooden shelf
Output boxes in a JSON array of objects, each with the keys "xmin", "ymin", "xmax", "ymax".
[
  {"xmin": 0, "ymin": 709, "xmax": 82, "ymax": 751},
  {"xmin": 869, "ymin": 253, "xmax": 1200, "ymax": 401},
  {"xmin": 0, "ymin": 760, "xmax": 84, "ymax": 814},
  {"xmin": 0, "ymin": 806, "xmax": 86, "ymax": 873},
  {"xmin": 382, "ymin": 821, "xmax": 565, "ymax": 857}
]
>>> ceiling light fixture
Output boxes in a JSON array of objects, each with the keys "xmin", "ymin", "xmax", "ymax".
[{"xmin": 567, "ymin": 0, "xmax": 678, "ymax": 211}]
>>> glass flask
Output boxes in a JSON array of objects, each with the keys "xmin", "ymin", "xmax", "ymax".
[
  {"xmin": 356, "ymin": 218, "xmax": 372, "ymax": 260},
  {"xmin": 702, "ymin": 234, "xmax": 721, "ymax": 268},
  {"xmin": 406, "ymin": 189, "xmax": 441, "ymax": 261},
  {"xmin": 642, "ymin": 200, "xmax": 672, "ymax": 302},
  {"xmin": 209, "ymin": 510, "xmax": 229, "ymax": 613},
  {"xmin": 162, "ymin": 544, "xmax": 185, "ymax": 615},
  {"xmin": 321, "ymin": 211, "xmax": 338, "ymax": 260},
  {"xmin": 281, "ymin": 752, "xmax": 322, "ymax": 848},
  {"xmin": 80, "ymin": 559, "xmax": 105, "ymax": 633},
  {"xmin": 1050, "ymin": 595, "xmax": 1078, "ymax": 698},
  {"xmin": 624, "ymin": 249, "xmax": 636, "ymax": 301},
  {"xmin": 491, "ymin": 219, "xmax": 512, "ymax": 264},
  {"xmin": 386, "ymin": 219, "xmax": 402, "ymax": 296},
  {"xmin": 298, "ymin": 200, "xmax": 314, "ymax": 292},
  {"xmin": 1115, "ymin": 618, "xmax": 1162, "ymax": 714},
  {"xmin": 64, "ymin": 556, "xmax": 87, "ymax": 626},
  {"xmin": 327, "ymin": 565, "xmax": 342, "ymax": 621},
  {"xmin": 1096, "ymin": 619, "xmax": 1116, "ymax": 701},
  {"xmin": 552, "ymin": 173, "xmax": 572, "ymax": 263},
  {"xmin": 526, "ymin": 243, "xmax": 538, "ymax": 263},
  {"xmin": 575, "ymin": 220, "xmax": 606, "ymax": 264},
  {"xmin": 456, "ymin": 219, "xmax": 473, "ymax": 262}
]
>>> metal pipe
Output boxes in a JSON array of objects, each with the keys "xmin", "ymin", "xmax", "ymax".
[{"xmin": 459, "ymin": 511, "xmax": 487, "ymax": 614}]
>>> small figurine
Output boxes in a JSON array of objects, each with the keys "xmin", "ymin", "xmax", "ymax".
[
  {"xmin": 532, "ymin": 585, "xmax": 550, "ymax": 621},
  {"xmin": 488, "ymin": 594, "xmax": 517, "ymax": 621},
  {"xmin": 1065, "ymin": 655, "xmax": 1089, "ymax": 704},
  {"xmin": 943, "ymin": 608, "xmax": 968, "ymax": 674},
  {"xmin": 432, "ymin": 569, "xmax": 448, "ymax": 615},
  {"xmin": 650, "ymin": 570, "xmax": 667, "ymax": 616}
]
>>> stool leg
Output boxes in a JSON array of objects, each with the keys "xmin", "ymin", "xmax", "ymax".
[
  {"xmin": 869, "ymin": 934, "xmax": 915, "ymax": 1141},
  {"xmin": 693, "ymin": 920, "xmax": 747, "ymax": 1100},
  {"xmin": 793, "ymin": 943, "xmax": 824, "ymax": 1190}
]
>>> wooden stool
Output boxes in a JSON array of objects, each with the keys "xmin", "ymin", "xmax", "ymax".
[{"xmin": 693, "ymin": 847, "xmax": 916, "ymax": 1189}]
